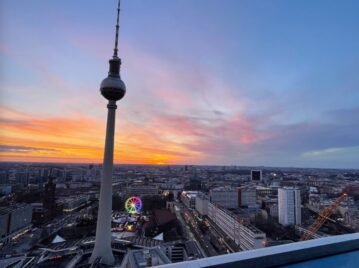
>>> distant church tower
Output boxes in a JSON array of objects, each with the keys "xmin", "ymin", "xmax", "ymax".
[{"xmin": 90, "ymin": 0, "xmax": 126, "ymax": 265}]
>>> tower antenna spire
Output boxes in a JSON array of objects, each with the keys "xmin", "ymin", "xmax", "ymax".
[{"xmin": 113, "ymin": 0, "xmax": 120, "ymax": 58}]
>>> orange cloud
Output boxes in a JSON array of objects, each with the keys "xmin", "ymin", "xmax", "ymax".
[
  {"xmin": 0, "ymin": 106, "xmax": 196, "ymax": 164},
  {"xmin": 0, "ymin": 42, "xmax": 271, "ymax": 165}
]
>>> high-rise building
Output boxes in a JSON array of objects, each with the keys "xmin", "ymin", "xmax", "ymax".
[
  {"xmin": 43, "ymin": 178, "xmax": 56, "ymax": 218},
  {"xmin": 251, "ymin": 170, "xmax": 262, "ymax": 181},
  {"xmin": 90, "ymin": 0, "xmax": 126, "ymax": 264},
  {"xmin": 278, "ymin": 187, "xmax": 301, "ymax": 226}
]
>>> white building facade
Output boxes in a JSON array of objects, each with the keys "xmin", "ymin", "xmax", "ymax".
[
  {"xmin": 195, "ymin": 193, "xmax": 209, "ymax": 216},
  {"xmin": 208, "ymin": 202, "xmax": 266, "ymax": 250},
  {"xmin": 278, "ymin": 187, "xmax": 302, "ymax": 226}
]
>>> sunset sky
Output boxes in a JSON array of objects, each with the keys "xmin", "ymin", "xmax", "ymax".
[{"xmin": 1, "ymin": 0, "xmax": 359, "ymax": 168}]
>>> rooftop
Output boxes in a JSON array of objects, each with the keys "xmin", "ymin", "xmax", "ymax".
[
  {"xmin": 156, "ymin": 233, "xmax": 359, "ymax": 268},
  {"xmin": 125, "ymin": 247, "xmax": 171, "ymax": 267}
]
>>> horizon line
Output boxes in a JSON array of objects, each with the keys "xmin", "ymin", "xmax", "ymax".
[{"xmin": 0, "ymin": 160, "xmax": 358, "ymax": 171}]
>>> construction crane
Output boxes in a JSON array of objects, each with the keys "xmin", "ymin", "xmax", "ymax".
[{"xmin": 300, "ymin": 193, "xmax": 347, "ymax": 241}]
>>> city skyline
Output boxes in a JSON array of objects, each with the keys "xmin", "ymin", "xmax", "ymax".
[{"xmin": 1, "ymin": 0, "xmax": 359, "ymax": 169}]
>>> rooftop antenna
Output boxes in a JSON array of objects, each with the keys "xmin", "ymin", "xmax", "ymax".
[{"xmin": 113, "ymin": 0, "xmax": 120, "ymax": 58}]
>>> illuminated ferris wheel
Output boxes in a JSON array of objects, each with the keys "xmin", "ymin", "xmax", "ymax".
[{"xmin": 125, "ymin": 196, "xmax": 142, "ymax": 214}]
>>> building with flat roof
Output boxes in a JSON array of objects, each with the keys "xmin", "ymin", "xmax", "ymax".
[
  {"xmin": 278, "ymin": 187, "xmax": 301, "ymax": 226},
  {"xmin": 61, "ymin": 195, "xmax": 89, "ymax": 213},
  {"xmin": 256, "ymin": 186, "xmax": 278, "ymax": 197},
  {"xmin": 208, "ymin": 202, "xmax": 266, "ymax": 251},
  {"xmin": 238, "ymin": 187, "xmax": 257, "ymax": 207},
  {"xmin": 209, "ymin": 187, "xmax": 238, "ymax": 209},
  {"xmin": 123, "ymin": 247, "xmax": 171, "ymax": 267},
  {"xmin": 126, "ymin": 185, "xmax": 159, "ymax": 197}
]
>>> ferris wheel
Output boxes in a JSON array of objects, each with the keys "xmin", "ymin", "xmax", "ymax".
[{"xmin": 125, "ymin": 196, "xmax": 142, "ymax": 214}]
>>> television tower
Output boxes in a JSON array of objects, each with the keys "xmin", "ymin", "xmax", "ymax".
[{"xmin": 90, "ymin": 0, "xmax": 126, "ymax": 265}]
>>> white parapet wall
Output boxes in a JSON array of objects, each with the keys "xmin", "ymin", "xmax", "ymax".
[{"xmin": 155, "ymin": 233, "xmax": 359, "ymax": 268}]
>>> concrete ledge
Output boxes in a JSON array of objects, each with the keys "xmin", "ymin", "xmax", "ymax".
[{"xmin": 156, "ymin": 233, "xmax": 359, "ymax": 268}]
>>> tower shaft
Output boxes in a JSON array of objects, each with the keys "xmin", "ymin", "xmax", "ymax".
[
  {"xmin": 90, "ymin": 100, "xmax": 117, "ymax": 264},
  {"xmin": 90, "ymin": 0, "xmax": 125, "ymax": 264}
]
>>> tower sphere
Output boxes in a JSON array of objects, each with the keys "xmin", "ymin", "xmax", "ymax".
[{"xmin": 100, "ymin": 57, "xmax": 126, "ymax": 101}]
